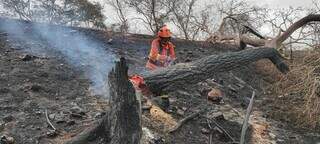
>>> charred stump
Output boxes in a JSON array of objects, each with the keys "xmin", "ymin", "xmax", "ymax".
[
  {"xmin": 108, "ymin": 58, "xmax": 142, "ymax": 144},
  {"xmin": 66, "ymin": 58, "xmax": 142, "ymax": 144},
  {"xmin": 143, "ymin": 47, "xmax": 289, "ymax": 95}
]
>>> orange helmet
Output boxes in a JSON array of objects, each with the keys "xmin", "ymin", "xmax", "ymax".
[{"xmin": 157, "ymin": 25, "xmax": 172, "ymax": 38}]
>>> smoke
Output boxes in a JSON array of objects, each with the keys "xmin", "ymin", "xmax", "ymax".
[{"xmin": 0, "ymin": 19, "xmax": 116, "ymax": 97}]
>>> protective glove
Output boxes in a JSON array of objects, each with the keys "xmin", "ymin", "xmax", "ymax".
[{"xmin": 165, "ymin": 57, "xmax": 176, "ymax": 66}]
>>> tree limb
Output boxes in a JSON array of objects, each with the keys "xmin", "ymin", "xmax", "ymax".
[
  {"xmin": 210, "ymin": 14, "xmax": 320, "ymax": 49},
  {"xmin": 240, "ymin": 91, "xmax": 255, "ymax": 144},
  {"xmin": 274, "ymin": 14, "xmax": 320, "ymax": 46}
]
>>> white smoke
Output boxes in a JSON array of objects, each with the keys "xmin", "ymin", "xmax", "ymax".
[{"xmin": 0, "ymin": 18, "xmax": 116, "ymax": 97}]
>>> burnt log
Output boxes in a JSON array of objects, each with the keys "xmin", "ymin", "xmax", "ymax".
[
  {"xmin": 66, "ymin": 58, "xmax": 141, "ymax": 144},
  {"xmin": 143, "ymin": 48, "xmax": 289, "ymax": 95}
]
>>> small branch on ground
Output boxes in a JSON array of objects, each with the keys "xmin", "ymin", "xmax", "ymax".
[
  {"xmin": 240, "ymin": 91, "xmax": 256, "ymax": 144},
  {"xmin": 202, "ymin": 116, "xmax": 236, "ymax": 143},
  {"xmin": 45, "ymin": 109, "xmax": 56, "ymax": 131},
  {"xmin": 169, "ymin": 108, "xmax": 207, "ymax": 133}
]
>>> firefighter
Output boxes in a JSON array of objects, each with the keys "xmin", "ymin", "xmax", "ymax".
[{"xmin": 146, "ymin": 25, "xmax": 176, "ymax": 70}]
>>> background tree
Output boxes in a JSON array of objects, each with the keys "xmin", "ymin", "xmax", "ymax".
[
  {"xmin": 106, "ymin": 0, "xmax": 129, "ymax": 37},
  {"xmin": 127, "ymin": 0, "xmax": 176, "ymax": 34},
  {"xmin": 202, "ymin": 0, "xmax": 320, "ymax": 54},
  {"xmin": 63, "ymin": 0, "xmax": 106, "ymax": 28},
  {"xmin": 171, "ymin": 0, "xmax": 198, "ymax": 40},
  {"xmin": 37, "ymin": 0, "xmax": 64, "ymax": 24},
  {"xmin": 1, "ymin": 0, "xmax": 33, "ymax": 21},
  {"xmin": 0, "ymin": 0, "xmax": 106, "ymax": 28},
  {"xmin": 309, "ymin": 0, "xmax": 320, "ymax": 49},
  {"xmin": 206, "ymin": 0, "xmax": 267, "ymax": 45}
]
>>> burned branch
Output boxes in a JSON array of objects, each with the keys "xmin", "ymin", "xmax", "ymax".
[
  {"xmin": 169, "ymin": 108, "xmax": 206, "ymax": 133},
  {"xmin": 240, "ymin": 91, "xmax": 255, "ymax": 144},
  {"xmin": 45, "ymin": 109, "xmax": 56, "ymax": 131}
]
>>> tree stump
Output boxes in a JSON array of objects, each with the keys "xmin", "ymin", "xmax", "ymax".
[{"xmin": 66, "ymin": 58, "xmax": 142, "ymax": 144}]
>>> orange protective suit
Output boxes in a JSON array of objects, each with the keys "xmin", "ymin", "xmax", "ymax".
[
  {"xmin": 145, "ymin": 38, "xmax": 176, "ymax": 70},
  {"xmin": 146, "ymin": 25, "xmax": 176, "ymax": 70}
]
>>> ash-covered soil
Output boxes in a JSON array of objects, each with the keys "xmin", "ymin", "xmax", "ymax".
[
  {"xmin": 0, "ymin": 18, "xmax": 319, "ymax": 144},
  {"xmin": 0, "ymin": 32, "xmax": 109, "ymax": 144}
]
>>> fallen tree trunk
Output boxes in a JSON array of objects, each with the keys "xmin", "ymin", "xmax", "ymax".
[
  {"xmin": 143, "ymin": 47, "xmax": 289, "ymax": 95},
  {"xmin": 66, "ymin": 58, "xmax": 141, "ymax": 144}
]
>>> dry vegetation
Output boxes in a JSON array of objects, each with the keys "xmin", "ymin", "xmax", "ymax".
[{"xmin": 265, "ymin": 50, "xmax": 320, "ymax": 130}]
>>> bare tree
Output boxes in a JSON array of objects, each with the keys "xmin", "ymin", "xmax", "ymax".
[
  {"xmin": 203, "ymin": 0, "xmax": 320, "ymax": 53},
  {"xmin": 1, "ymin": 0, "xmax": 33, "ymax": 21},
  {"xmin": 218, "ymin": 0, "xmax": 266, "ymax": 34},
  {"xmin": 127, "ymin": 0, "xmax": 176, "ymax": 34},
  {"xmin": 206, "ymin": 0, "xmax": 267, "ymax": 45},
  {"xmin": 106, "ymin": 0, "xmax": 129, "ymax": 35},
  {"xmin": 192, "ymin": 5, "xmax": 220, "ymax": 40},
  {"xmin": 63, "ymin": 0, "xmax": 106, "ymax": 28},
  {"xmin": 309, "ymin": 0, "xmax": 320, "ymax": 49},
  {"xmin": 242, "ymin": 14, "xmax": 319, "ymax": 49},
  {"xmin": 0, "ymin": 0, "xmax": 106, "ymax": 28},
  {"xmin": 260, "ymin": 7, "xmax": 306, "ymax": 58},
  {"xmin": 256, "ymin": 8, "xmax": 320, "ymax": 49},
  {"xmin": 311, "ymin": 0, "xmax": 320, "ymax": 13},
  {"xmin": 309, "ymin": 22, "xmax": 320, "ymax": 49},
  {"xmin": 171, "ymin": 0, "xmax": 198, "ymax": 40},
  {"xmin": 37, "ymin": 0, "xmax": 66, "ymax": 24}
]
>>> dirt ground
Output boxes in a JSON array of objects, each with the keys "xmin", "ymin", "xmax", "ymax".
[{"xmin": 0, "ymin": 18, "xmax": 319, "ymax": 144}]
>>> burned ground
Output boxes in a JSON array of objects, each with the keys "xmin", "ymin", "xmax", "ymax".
[{"xmin": 0, "ymin": 18, "xmax": 319, "ymax": 144}]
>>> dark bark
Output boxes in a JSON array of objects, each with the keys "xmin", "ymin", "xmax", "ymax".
[
  {"xmin": 143, "ymin": 48, "xmax": 289, "ymax": 95},
  {"xmin": 240, "ymin": 36, "xmax": 265, "ymax": 47},
  {"xmin": 276, "ymin": 14, "xmax": 320, "ymax": 45},
  {"xmin": 66, "ymin": 58, "xmax": 141, "ymax": 144},
  {"xmin": 243, "ymin": 25, "xmax": 265, "ymax": 39},
  {"xmin": 107, "ymin": 58, "xmax": 142, "ymax": 144}
]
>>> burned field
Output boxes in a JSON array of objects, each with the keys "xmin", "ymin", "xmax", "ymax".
[{"xmin": 0, "ymin": 19, "xmax": 319, "ymax": 144}]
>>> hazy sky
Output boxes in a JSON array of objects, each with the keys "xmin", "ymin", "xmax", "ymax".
[
  {"xmin": 1, "ymin": 0, "xmax": 315, "ymax": 36},
  {"xmin": 94, "ymin": 0, "xmax": 316, "ymax": 35},
  {"xmin": 256, "ymin": 0, "xmax": 314, "ymax": 7},
  {"xmin": 92, "ymin": 0, "xmax": 316, "ymax": 8}
]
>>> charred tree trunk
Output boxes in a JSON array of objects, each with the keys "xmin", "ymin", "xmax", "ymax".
[
  {"xmin": 143, "ymin": 48, "xmax": 289, "ymax": 95},
  {"xmin": 66, "ymin": 58, "xmax": 142, "ymax": 144},
  {"xmin": 107, "ymin": 58, "xmax": 142, "ymax": 144}
]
